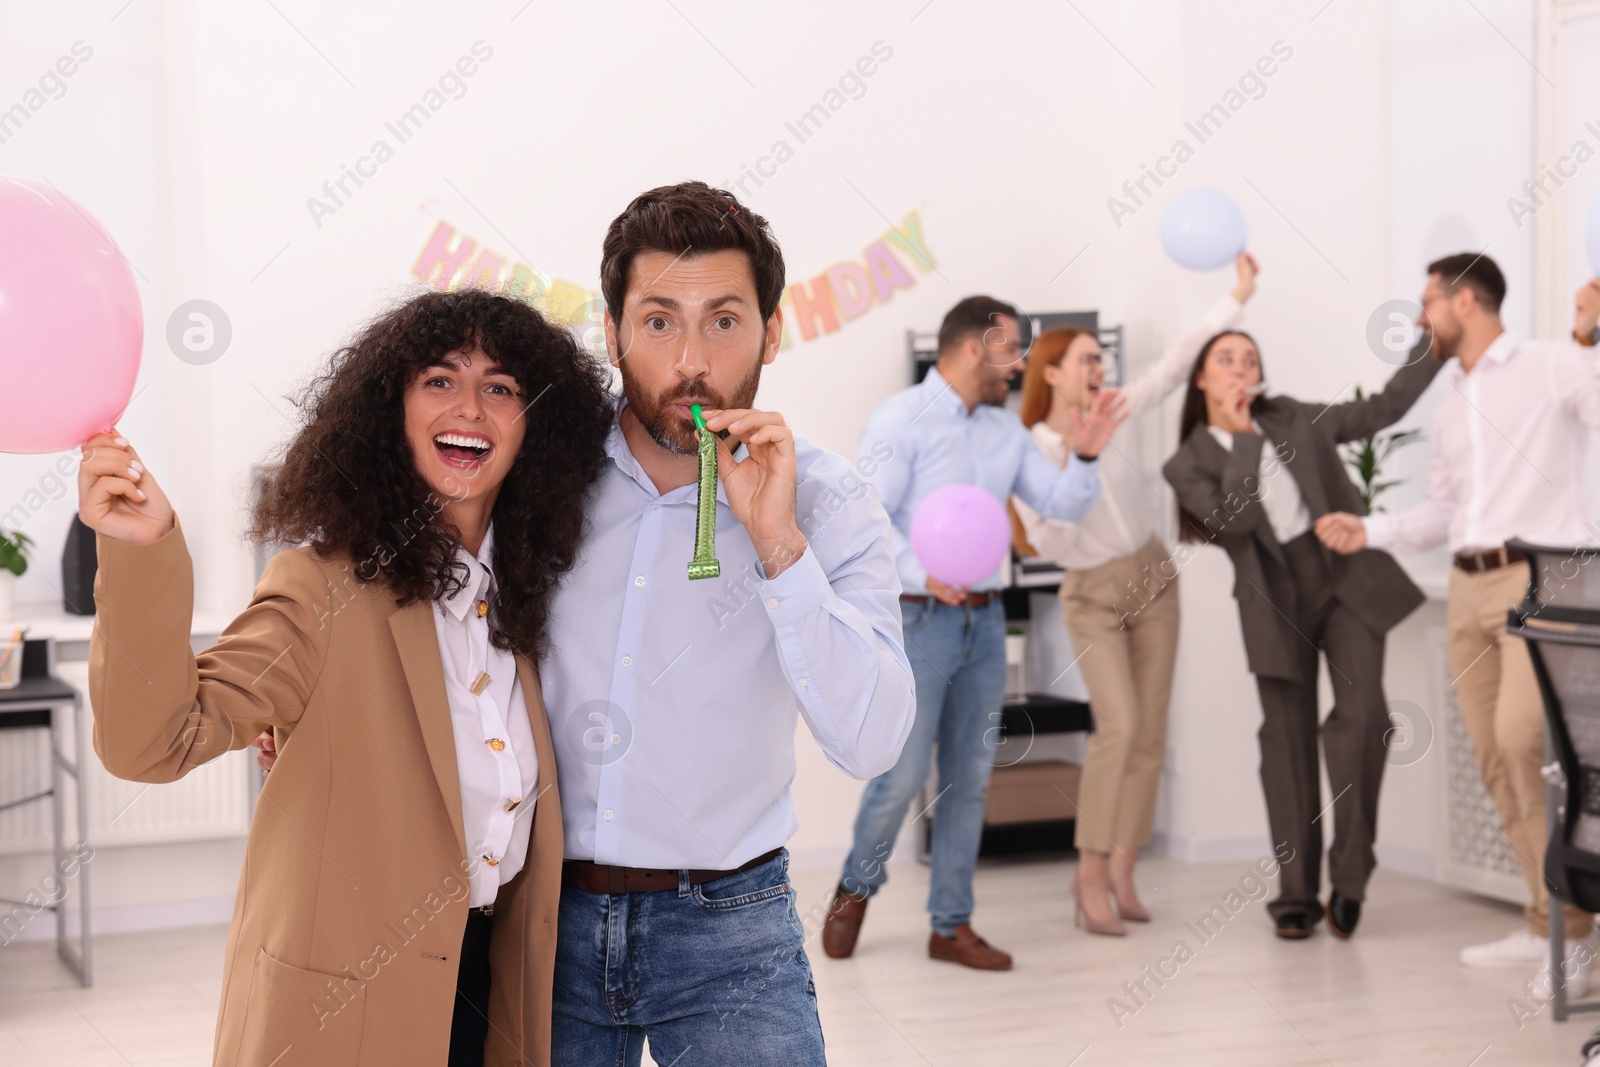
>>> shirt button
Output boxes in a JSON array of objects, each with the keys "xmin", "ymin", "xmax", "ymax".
[
  {"xmin": 651, "ymin": 502, "xmax": 662, "ymax": 510},
  {"xmin": 635, "ymin": 576, "xmax": 646, "ymax": 587},
  {"xmin": 768, "ymin": 598, "xmax": 779, "ymax": 608},
  {"xmin": 798, "ymin": 678, "xmax": 809, "ymax": 688},
  {"xmin": 603, "ymin": 809, "xmax": 615, "ymax": 821},
  {"xmin": 610, "ymin": 734, "xmax": 621, "ymax": 745},
  {"xmin": 621, "ymin": 656, "xmax": 632, "ymax": 668}
]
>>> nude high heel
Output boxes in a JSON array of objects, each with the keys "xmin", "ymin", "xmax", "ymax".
[
  {"xmin": 1110, "ymin": 850, "xmax": 1151, "ymax": 922},
  {"xmin": 1072, "ymin": 871, "xmax": 1127, "ymax": 937},
  {"xmin": 1112, "ymin": 894, "xmax": 1151, "ymax": 923}
]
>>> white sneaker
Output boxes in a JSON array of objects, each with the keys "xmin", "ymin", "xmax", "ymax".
[
  {"xmin": 1460, "ymin": 929, "xmax": 1548, "ymax": 969},
  {"xmin": 1530, "ymin": 939, "xmax": 1595, "ymax": 999}
]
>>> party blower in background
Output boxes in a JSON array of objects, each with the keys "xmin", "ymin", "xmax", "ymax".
[{"xmin": 0, "ymin": 176, "xmax": 143, "ymax": 455}]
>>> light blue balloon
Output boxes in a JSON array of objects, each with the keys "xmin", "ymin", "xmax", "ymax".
[
  {"xmin": 1160, "ymin": 188, "xmax": 1247, "ymax": 271},
  {"xmin": 1588, "ymin": 187, "xmax": 1600, "ymax": 275}
]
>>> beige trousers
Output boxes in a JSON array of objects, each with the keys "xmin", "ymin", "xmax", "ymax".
[
  {"xmin": 1058, "ymin": 536, "xmax": 1180, "ymax": 855},
  {"xmin": 1447, "ymin": 561, "xmax": 1593, "ymax": 938}
]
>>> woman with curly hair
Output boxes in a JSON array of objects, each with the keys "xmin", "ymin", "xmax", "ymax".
[
  {"xmin": 77, "ymin": 288, "xmax": 615, "ymax": 1067},
  {"xmin": 1011, "ymin": 253, "xmax": 1257, "ymax": 936}
]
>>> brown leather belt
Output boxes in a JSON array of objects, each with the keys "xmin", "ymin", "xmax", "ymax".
[
  {"xmin": 900, "ymin": 592, "xmax": 998, "ymax": 607},
  {"xmin": 1454, "ymin": 546, "xmax": 1528, "ymax": 574},
  {"xmin": 562, "ymin": 847, "xmax": 784, "ymax": 895}
]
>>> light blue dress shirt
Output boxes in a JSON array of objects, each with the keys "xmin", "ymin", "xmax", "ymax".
[
  {"xmin": 541, "ymin": 399, "xmax": 917, "ymax": 869},
  {"xmin": 861, "ymin": 365, "xmax": 1103, "ymax": 593}
]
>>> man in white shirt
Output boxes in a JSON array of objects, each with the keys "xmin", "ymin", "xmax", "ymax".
[{"xmin": 1318, "ymin": 255, "xmax": 1600, "ymax": 996}]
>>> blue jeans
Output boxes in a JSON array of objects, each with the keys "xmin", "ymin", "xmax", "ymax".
[
  {"xmin": 838, "ymin": 598, "xmax": 1006, "ymax": 936},
  {"xmin": 551, "ymin": 850, "xmax": 825, "ymax": 1066}
]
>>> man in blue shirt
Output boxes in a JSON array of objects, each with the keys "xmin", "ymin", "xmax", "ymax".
[
  {"xmin": 821, "ymin": 296, "xmax": 1127, "ymax": 969},
  {"xmin": 540, "ymin": 182, "xmax": 916, "ymax": 1066}
]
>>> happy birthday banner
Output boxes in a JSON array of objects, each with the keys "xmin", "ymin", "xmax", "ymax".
[{"xmin": 409, "ymin": 210, "xmax": 937, "ymax": 349}]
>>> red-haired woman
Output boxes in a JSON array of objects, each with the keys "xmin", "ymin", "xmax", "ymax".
[{"xmin": 1011, "ymin": 255, "xmax": 1256, "ymax": 934}]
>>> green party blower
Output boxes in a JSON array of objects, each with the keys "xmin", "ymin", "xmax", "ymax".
[{"xmin": 687, "ymin": 403, "xmax": 721, "ymax": 580}]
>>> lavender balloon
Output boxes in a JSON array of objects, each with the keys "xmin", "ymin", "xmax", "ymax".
[
  {"xmin": 1160, "ymin": 187, "xmax": 1246, "ymax": 271},
  {"xmin": 910, "ymin": 484, "xmax": 1011, "ymax": 588}
]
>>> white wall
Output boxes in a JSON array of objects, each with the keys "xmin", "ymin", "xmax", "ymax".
[
  {"xmin": 0, "ymin": 0, "xmax": 1565, "ymax": 925},
  {"xmin": 1144, "ymin": 0, "xmax": 1403, "ymax": 861},
  {"xmin": 0, "ymin": 4, "xmax": 172, "ymax": 603},
  {"xmin": 1368, "ymin": 0, "xmax": 1540, "ymax": 881}
]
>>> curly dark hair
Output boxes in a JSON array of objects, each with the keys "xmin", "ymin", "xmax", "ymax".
[{"xmin": 247, "ymin": 288, "xmax": 616, "ymax": 659}]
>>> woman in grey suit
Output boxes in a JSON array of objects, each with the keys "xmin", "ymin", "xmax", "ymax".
[{"xmin": 1161, "ymin": 330, "xmax": 1443, "ymax": 939}]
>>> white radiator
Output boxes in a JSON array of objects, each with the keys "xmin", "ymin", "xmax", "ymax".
[
  {"xmin": 0, "ymin": 661, "xmax": 250, "ymax": 855},
  {"xmin": 1433, "ymin": 625, "xmax": 1529, "ymax": 905}
]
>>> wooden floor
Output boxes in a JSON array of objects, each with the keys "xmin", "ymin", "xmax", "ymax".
[{"xmin": 2, "ymin": 854, "xmax": 1594, "ymax": 1065}]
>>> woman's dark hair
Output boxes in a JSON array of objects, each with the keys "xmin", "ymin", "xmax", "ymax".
[
  {"xmin": 1175, "ymin": 330, "xmax": 1264, "ymax": 544},
  {"xmin": 599, "ymin": 180, "xmax": 787, "ymax": 324},
  {"xmin": 247, "ymin": 288, "xmax": 616, "ymax": 659}
]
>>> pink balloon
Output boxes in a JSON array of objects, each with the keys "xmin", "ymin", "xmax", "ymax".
[
  {"xmin": 0, "ymin": 176, "xmax": 142, "ymax": 454},
  {"xmin": 909, "ymin": 484, "xmax": 1011, "ymax": 588}
]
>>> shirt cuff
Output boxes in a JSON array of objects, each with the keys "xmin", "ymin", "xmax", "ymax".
[
  {"xmin": 1361, "ymin": 513, "xmax": 1393, "ymax": 551},
  {"xmin": 758, "ymin": 544, "xmax": 833, "ymax": 628}
]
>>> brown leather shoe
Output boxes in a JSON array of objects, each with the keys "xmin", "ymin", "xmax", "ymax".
[
  {"xmin": 821, "ymin": 890, "xmax": 869, "ymax": 959},
  {"xmin": 928, "ymin": 924, "xmax": 1013, "ymax": 970}
]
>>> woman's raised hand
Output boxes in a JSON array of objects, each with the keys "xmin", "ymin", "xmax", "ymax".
[
  {"xmin": 1073, "ymin": 388, "xmax": 1130, "ymax": 460},
  {"xmin": 77, "ymin": 426, "xmax": 175, "ymax": 545},
  {"xmin": 1232, "ymin": 251, "xmax": 1260, "ymax": 304}
]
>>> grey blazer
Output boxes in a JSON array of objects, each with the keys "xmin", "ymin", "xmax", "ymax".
[{"xmin": 1161, "ymin": 351, "xmax": 1444, "ymax": 682}]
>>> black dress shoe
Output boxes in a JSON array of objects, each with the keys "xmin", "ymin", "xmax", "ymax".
[
  {"xmin": 1326, "ymin": 892, "xmax": 1361, "ymax": 939},
  {"xmin": 1274, "ymin": 913, "xmax": 1314, "ymax": 940}
]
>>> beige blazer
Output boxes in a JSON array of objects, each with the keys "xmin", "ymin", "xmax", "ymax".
[{"xmin": 88, "ymin": 514, "xmax": 562, "ymax": 1066}]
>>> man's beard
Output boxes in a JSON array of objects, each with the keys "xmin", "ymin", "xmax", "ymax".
[
  {"xmin": 619, "ymin": 355, "xmax": 763, "ymax": 456},
  {"xmin": 1428, "ymin": 324, "xmax": 1459, "ymax": 362},
  {"xmin": 980, "ymin": 377, "xmax": 1012, "ymax": 407}
]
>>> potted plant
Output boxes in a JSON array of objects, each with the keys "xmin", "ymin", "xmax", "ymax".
[
  {"xmin": 0, "ymin": 529, "xmax": 33, "ymax": 618},
  {"xmin": 1339, "ymin": 385, "xmax": 1424, "ymax": 512}
]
